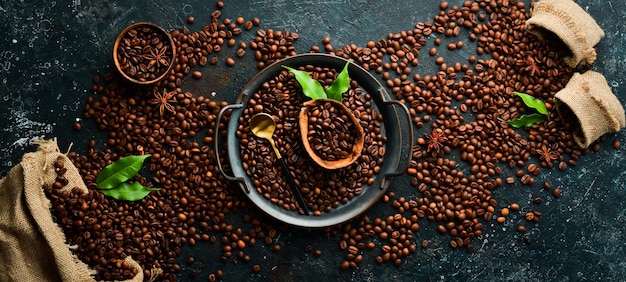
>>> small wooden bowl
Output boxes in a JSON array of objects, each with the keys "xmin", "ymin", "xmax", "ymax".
[
  {"xmin": 113, "ymin": 22, "xmax": 176, "ymax": 85},
  {"xmin": 299, "ymin": 98, "xmax": 365, "ymax": 170}
]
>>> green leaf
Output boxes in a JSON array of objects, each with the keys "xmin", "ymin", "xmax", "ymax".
[
  {"xmin": 99, "ymin": 182, "xmax": 161, "ymax": 201},
  {"xmin": 325, "ymin": 61, "xmax": 350, "ymax": 102},
  {"xmin": 501, "ymin": 113, "xmax": 546, "ymax": 128},
  {"xmin": 282, "ymin": 66, "xmax": 327, "ymax": 100},
  {"xmin": 96, "ymin": 154, "xmax": 151, "ymax": 189},
  {"xmin": 514, "ymin": 92, "xmax": 548, "ymax": 115}
]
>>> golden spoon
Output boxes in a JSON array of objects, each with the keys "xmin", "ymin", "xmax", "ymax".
[{"xmin": 250, "ymin": 113, "xmax": 309, "ymax": 215}]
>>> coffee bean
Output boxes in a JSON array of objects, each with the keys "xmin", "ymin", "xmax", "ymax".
[
  {"xmin": 429, "ymin": 47, "xmax": 437, "ymax": 56},
  {"xmin": 509, "ymin": 203, "xmax": 520, "ymax": 211},
  {"xmin": 225, "ymin": 57, "xmax": 235, "ymax": 67},
  {"xmin": 252, "ymin": 17, "xmax": 261, "ymax": 26},
  {"xmin": 73, "ymin": 122, "xmax": 82, "ymax": 131},
  {"xmin": 501, "ymin": 208, "xmax": 509, "ymax": 216},
  {"xmin": 252, "ymin": 264, "xmax": 261, "ymax": 273},
  {"xmin": 192, "ymin": 71, "xmax": 202, "ymax": 79},
  {"xmin": 525, "ymin": 212, "xmax": 535, "ymax": 221},
  {"xmin": 439, "ymin": 1, "xmax": 449, "ymax": 10},
  {"xmin": 236, "ymin": 48, "xmax": 246, "ymax": 58},
  {"xmin": 244, "ymin": 21, "xmax": 254, "ymax": 30},
  {"xmin": 543, "ymin": 181, "xmax": 551, "ymax": 190},
  {"xmin": 523, "ymin": 235, "xmax": 532, "ymax": 244}
]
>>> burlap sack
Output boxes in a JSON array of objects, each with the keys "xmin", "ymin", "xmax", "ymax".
[
  {"xmin": 0, "ymin": 139, "xmax": 143, "ymax": 282},
  {"xmin": 526, "ymin": 0, "xmax": 605, "ymax": 68},
  {"xmin": 555, "ymin": 71, "xmax": 625, "ymax": 148}
]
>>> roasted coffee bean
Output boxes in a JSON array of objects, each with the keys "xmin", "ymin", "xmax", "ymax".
[
  {"xmin": 501, "ymin": 208, "xmax": 510, "ymax": 217},
  {"xmin": 236, "ymin": 48, "xmax": 246, "ymax": 58},
  {"xmin": 244, "ymin": 21, "xmax": 254, "ymax": 30},
  {"xmin": 192, "ymin": 71, "xmax": 202, "ymax": 79},
  {"xmin": 73, "ymin": 121, "xmax": 82, "ymax": 131},
  {"xmin": 225, "ymin": 57, "xmax": 235, "ymax": 67},
  {"xmin": 523, "ymin": 235, "xmax": 532, "ymax": 244},
  {"xmin": 525, "ymin": 212, "xmax": 535, "ymax": 221}
]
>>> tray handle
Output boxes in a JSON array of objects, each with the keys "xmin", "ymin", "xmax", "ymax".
[
  {"xmin": 378, "ymin": 98, "xmax": 414, "ymax": 190},
  {"xmin": 214, "ymin": 103, "xmax": 250, "ymax": 193}
]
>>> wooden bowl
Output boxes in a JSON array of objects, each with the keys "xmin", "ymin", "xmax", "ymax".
[
  {"xmin": 299, "ymin": 98, "xmax": 365, "ymax": 170},
  {"xmin": 113, "ymin": 22, "xmax": 175, "ymax": 84}
]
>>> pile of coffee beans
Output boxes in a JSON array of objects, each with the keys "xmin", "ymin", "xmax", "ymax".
[
  {"xmin": 116, "ymin": 24, "xmax": 173, "ymax": 82},
  {"xmin": 237, "ymin": 67, "xmax": 385, "ymax": 215},
  {"xmin": 47, "ymin": 0, "xmax": 619, "ymax": 280},
  {"xmin": 304, "ymin": 99, "xmax": 360, "ymax": 161},
  {"xmin": 249, "ymin": 28, "xmax": 299, "ymax": 70}
]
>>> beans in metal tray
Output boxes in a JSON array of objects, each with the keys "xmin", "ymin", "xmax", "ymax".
[{"xmin": 238, "ymin": 66, "xmax": 386, "ymax": 215}]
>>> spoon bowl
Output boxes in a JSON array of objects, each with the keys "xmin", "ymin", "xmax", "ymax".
[{"xmin": 250, "ymin": 113, "xmax": 281, "ymax": 157}]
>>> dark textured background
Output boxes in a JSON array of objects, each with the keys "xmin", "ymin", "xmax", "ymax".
[{"xmin": 1, "ymin": 0, "xmax": 625, "ymax": 281}]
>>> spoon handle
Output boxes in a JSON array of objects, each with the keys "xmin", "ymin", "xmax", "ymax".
[{"xmin": 277, "ymin": 158, "xmax": 310, "ymax": 215}]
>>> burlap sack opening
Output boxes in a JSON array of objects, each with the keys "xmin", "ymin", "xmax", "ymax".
[
  {"xmin": 555, "ymin": 71, "xmax": 625, "ymax": 148},
  {"xmin": 525, "ymin": 0, "xmax": 605, "ymax": 68},
  {"xmin": 0, "ymin": 139, "xmax": 143, "ymax": 282}
]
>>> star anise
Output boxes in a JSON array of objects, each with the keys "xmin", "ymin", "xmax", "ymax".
[
  {"xmin": 537, "ymin": 144, "xmax": 558, "ymax": 166},
  {"xmin": 524, "ymin": 56, "xmax": 540, "ymax": 76},
  {"xmin": 143, "ymin": 47, "xmax": 170, "ymax": 70},
  {"xmin": 424, "ymin": 128, "xmax": 448, "ymax": 155},
  {"xmin": 149, "ymin": 88, "xmax": 177, "ymax": 116}
]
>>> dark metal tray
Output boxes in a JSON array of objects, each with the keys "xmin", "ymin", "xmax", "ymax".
[{"xmin": 215, "ymin": 53, "xmax": 413, "ymax": 227}]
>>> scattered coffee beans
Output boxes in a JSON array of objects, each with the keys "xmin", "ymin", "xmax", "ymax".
[{"xmin": 49, "ymin": 0, "xmax": 610, "ymax": 280}]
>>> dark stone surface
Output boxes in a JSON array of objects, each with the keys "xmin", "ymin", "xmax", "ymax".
[{"xmin": 1, "ymin": 0, "xmax": 625, "ymax": 281}]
